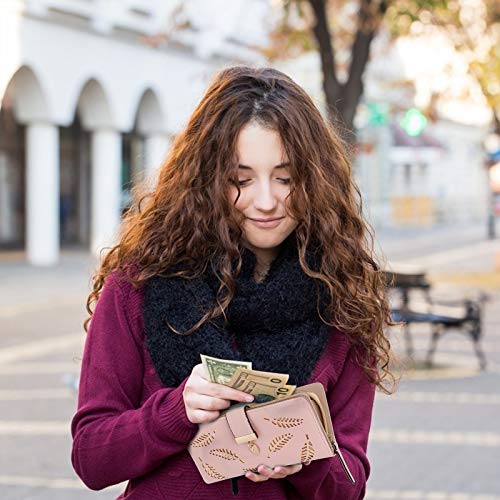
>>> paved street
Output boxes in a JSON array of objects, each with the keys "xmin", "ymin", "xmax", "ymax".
[{"xmin": 1, "ymin": 223, "xmax": 499, "ymax": 499}]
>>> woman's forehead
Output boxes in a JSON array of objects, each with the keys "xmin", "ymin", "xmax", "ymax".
[{"xmin": 236, "ymin": 123, "xmax": 288, "ymax": 171}]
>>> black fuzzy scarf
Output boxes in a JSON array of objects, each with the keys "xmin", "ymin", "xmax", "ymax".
[{"xmin": 143, "ymin": 235, "xmax": 333, "ymax": 389}]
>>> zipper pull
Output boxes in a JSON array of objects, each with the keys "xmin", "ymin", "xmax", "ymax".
[{"xmin": 332, "ymin": 441, "xmax": 356, "ymax": 484}]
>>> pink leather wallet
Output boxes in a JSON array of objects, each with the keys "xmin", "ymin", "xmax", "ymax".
[{"xmin": 187, "ymin": 382, "xmax": 355, "ymax": 484}]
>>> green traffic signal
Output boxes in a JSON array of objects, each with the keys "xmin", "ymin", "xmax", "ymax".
[
  {"xmin": 401, "ymin": 108, "xmax": 427, "ymax": 136},
  {"xmin": 367, "ymin": 102, "xmax": 389, "ymax": 125}
]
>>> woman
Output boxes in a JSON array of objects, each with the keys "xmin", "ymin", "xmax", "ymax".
[{"xmin": 71, "ymin": 66, "xmax": 396, "ymax": 499}]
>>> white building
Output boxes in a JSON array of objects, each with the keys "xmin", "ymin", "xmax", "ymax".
[
  {"xmin": 0, "ymin": 0, "xmax": 267, "ymax": 265},
  {"xmin": 353, "ymin": 32, "xmax": 492, "ymax": 228},
  {"xmin": 2, "ymin": 1, "xmax": 492, "ymax": 267},
  {"xmin": 277, "ymin": 38, "xmax": 492, "ymax": 230}
]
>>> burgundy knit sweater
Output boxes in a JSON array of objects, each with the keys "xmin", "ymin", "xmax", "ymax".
[{"xmin": 70, "ymin": 273, "xmax": 376, "ymax": 499}]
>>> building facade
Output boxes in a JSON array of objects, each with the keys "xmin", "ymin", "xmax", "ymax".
[
  {"xmin": 1, "ymin": 1, "xmax": 492, "ymax": 266},
  {"xmin": 1, "ymin": 0, "xmax": 259, "ymax": 265}
]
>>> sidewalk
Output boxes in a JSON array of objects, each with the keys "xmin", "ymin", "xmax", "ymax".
[{"xmin": 0, "ymin": 224, "xmax": 499, "ymax": 498}]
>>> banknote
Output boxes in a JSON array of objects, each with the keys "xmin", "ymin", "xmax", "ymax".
[
  {"xmin": 200, "ymin": 354, "xmax": 252, "ymax": 385},
  {"xmin": 228, "ymin": 367, "xmax": 296, "ymax": 403}
]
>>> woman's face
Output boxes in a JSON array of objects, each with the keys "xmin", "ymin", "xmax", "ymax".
[{"xmin": 228, "ymin": 122, "xmax": 298, "ymax": 262}]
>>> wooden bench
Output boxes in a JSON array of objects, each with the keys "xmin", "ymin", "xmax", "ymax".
[{"xmin": 383, "ymin": 269, "xmax": 488, "ymax": 370}]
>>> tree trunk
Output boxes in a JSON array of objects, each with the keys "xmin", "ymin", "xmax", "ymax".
[{"xmin": 307, "ymin": 0, "xmax": 386, "ymax": 143}]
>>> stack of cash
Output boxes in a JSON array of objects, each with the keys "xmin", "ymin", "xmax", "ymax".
[{"xmin": 201, "ymin": 354, "xmax": 296, "ymax": 404}]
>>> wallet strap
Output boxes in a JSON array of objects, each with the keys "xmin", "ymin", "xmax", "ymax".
[
  {"xmin": 225, "ymin": 404, "xmax": 257, "ymax": 444},
  {"xmin": 225, "ymin": 392, "xmax": 326, "ymax": 445}
]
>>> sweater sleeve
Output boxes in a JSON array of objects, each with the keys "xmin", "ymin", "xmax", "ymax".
[
  {"xmin": 285, "ymin": 347, "xmax": 376, "ymax": 500},
  {"xmin": 70, "ymin": 273, "xmax": 199, "ymax": 491}
]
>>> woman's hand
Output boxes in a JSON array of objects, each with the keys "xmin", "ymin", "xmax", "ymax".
[
  {"xmin": 245, "ymin": 463, "xmax": 303, "ymax": 482},
  {"xmin": 183, "ymin": 363, "xmax": 254, "ymax": 424}
]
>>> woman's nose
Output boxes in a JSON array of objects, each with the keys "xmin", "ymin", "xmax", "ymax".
[{"xmin": 253, "ymin": 183, "xmax": 278, "ymax": 211}]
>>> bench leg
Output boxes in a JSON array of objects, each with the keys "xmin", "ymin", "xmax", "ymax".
[
  {"xmin": 404, "ymin": 323, "xmax": 414, "ymax": 360},
  {"xmin": 425, "ymin": 324, "xmax": 443, "ymax": 368},
  {"xmin": 470, "ymin": 324, "xmax": 487, "ymax": 370}
]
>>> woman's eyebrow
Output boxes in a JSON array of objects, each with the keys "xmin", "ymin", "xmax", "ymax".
[{"xmin": 238, "ymin": 162, "xmax": 290, "ymax": 170}]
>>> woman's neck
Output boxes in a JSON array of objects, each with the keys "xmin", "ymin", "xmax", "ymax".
[
  {"xmin": 242, "ymin": 242, "xmax": 279, "ymax": 283},
  {"xmin": 253, "ymin": 260, "xmax": 271, "ymax": 283}
]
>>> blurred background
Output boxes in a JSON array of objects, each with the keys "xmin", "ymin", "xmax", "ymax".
[{"xmin": 0, "ymin": 0, "xmax": 499, "ymax": 498}]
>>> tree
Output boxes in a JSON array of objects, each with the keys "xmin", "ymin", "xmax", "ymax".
[
  {"xmin": 145, "ymin": 0, "xmax": 390, "ymax": 141},
  {"xmin": 148, "ymin": 0, "xmax": 498, "ymax": 138},
  {"xmin": 266, "ymin": 0, "xmax": 389, "ymax": 141},
  {"xmin": 268, "ymin": 0, "xmax": 499, "ymax": 137}
]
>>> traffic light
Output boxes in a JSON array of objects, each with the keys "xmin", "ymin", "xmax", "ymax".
[
  {"xmin": 401, "ymin": 108, "xmax": 427, "ymax": 137},
  {"xmin": 367, "ymin": 102, "xmax": 389, "ymax": 126}
]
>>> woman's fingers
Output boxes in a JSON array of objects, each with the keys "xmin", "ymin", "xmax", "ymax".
[
  {"xmin": 190, "ymin": 364, "xmax": 254, "ymax": 403},
  {"xmin": 187, "ymin": 393, "xmax": 231, "ymax": 412},
  {"xmin": 245, "ymin": 463, "xmax": 303, "ymax": 482},
  {"xmin": 184, "ymin": 364, "xmax": 255, "ymax": 424},
  {"xmin": 200, "ymin": 379, "xmax": 254, "ymax": 403},
  {"xmin": 189, "ymin": 409, "xmax": 220, "ymax": 424}
]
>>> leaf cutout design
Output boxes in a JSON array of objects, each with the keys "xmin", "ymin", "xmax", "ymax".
[
  {"xmin": 198, "ymin": 457, "xmax": 226, "ymax": 480},
  {"xmin": 242, "ymin": 466, "xmax": 259, "ymax": 473},
  {"xmin": 300, "ymin": 433, "xmax": 315, "ymax": 463},
  {"xmin": 191, "ymin": 430, "xmax": 216, "ymax": 448},
  {"xmin": 263, "ymin": 416, "xmax": 304, "ymax": 428},
  {"xmin": 210, "ymin": 448, "xmax": 245, "ymax": 463},
  {"xmin": 267, "ymin": 433, "xmax": 293, "ymax": 458},
  {"xmin": 247, "ymin": 441, "xmax": 260, "ymax": 455}
]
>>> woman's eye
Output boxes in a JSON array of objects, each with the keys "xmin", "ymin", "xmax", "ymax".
[
  {"xmin": 231, "ymin": 178, "xmax": 290, "ymax": 186},
  {"xmin": 228, "ymin": 179, "xmax": 249, "ymax": 186}
]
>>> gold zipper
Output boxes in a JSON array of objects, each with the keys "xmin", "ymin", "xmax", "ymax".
[{"xmin": 332, "ymin": 441, "xmax": 355, "ymax": 484}]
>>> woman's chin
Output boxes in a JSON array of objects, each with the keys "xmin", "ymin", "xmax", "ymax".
[{"xmin": 242, "ymin": 232, "xmax": 287, "ymax": 251}]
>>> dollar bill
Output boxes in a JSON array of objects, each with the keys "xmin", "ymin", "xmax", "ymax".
[
  {"xmin": 200, "ymin": 354, "xmax": 252, "ymax": 385},
  {"xmin": 228, "ymin": 367, "xmax": 296, "ymax": 403}
]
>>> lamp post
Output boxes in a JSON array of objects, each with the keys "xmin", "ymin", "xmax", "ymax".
[
  {"xmin": 486, "ymin": 152, "xmax": 500, "ymax": 239},
  {"xmin": 484, "ymin": 132, "xmax": 500, "ymax": 239}
]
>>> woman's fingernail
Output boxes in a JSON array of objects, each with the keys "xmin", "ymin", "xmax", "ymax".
[{"xmin": 245, "ymin": 395, "xmax": 254, "ymax": 402}]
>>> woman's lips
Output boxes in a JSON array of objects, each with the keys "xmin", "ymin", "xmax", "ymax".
[{"xmin": 247, "ymin": 217, "xmax": 284, "ymax": 229}]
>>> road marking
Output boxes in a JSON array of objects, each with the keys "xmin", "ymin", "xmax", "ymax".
[
  {"xmin": 400, "ymin": 365, "xmax": 480, "ymax": 380},
  {"xmin": 0, "ymin": 362, "xmax": 81, "ymax": 374},
  {"xmin": 8, "ymin": 388, "xmax": 499, "ymax": 405},
  {"xmin": 393, "ymin": 338, "xmax": 500, "ymax": 354},
  {"xmin": 367, "ymin": 489, "xmax": 500, "ymax": 499},
  {"xmin": 388, "ymin": 351, "xmax": 499, "ymax": 380},
  {"xmin": 0, "ymin": 333, "xmax": 83, "ymax": 364},
  {"xmin": 0, "ymin": 388, "xmax": 74, "ymax": 400},
  {"xmin": 377, "ymin": 392, "xmax": 500, "ymax": 405},
  {"xmin": 0, "ymin": 421, "xmax": 68, "ymax": 435},
  {"xmin": 371, "ymin": 429, "xmax": 500, "ymax": 446},
  {"xmin": 0, "ymin": 474, "xmax": 123, "ymax": 490},
  {"xmin": 0, "ymin": 295, "xmax": 83, "ymax": 318},
  {"xmin": 390, "ymin": 239, "xmax": 500, "ymax": 268}
]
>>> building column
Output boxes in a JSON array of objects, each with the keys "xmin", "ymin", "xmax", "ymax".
[
  {"xmin": 144, "ymin": 133, "xmax": 170, "ymax": 186},
  {"xmin": 25, "ymin": 122, "xmax": 59, "ymax": 265},
  {"xmin": 90, "ymin": 129, "xmax": 122, "ymax": 257}
]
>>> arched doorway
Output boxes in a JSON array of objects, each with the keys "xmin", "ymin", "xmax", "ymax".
[
  {"xmin": 59, "ymin": 114, "xmax": 91, "ymax": 248},
  {"xmin": 121, "ymin": 125, "xmax": 145, "ymax": 216},
  {"xmin": 0, "ymin": 104, "xmax": 25, "ymax": 250},
  {"xmin": 2, "ymin": 65, "xmax": 58, "ymax": 265},
  {"xmin": 127, "ymin": 88, "xmax": 170, "ymax": 203}
]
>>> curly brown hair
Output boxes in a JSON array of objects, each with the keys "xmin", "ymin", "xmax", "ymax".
[{"xmin": 85, "ymin": 65, "xmax": 398, "ymax": 394}]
